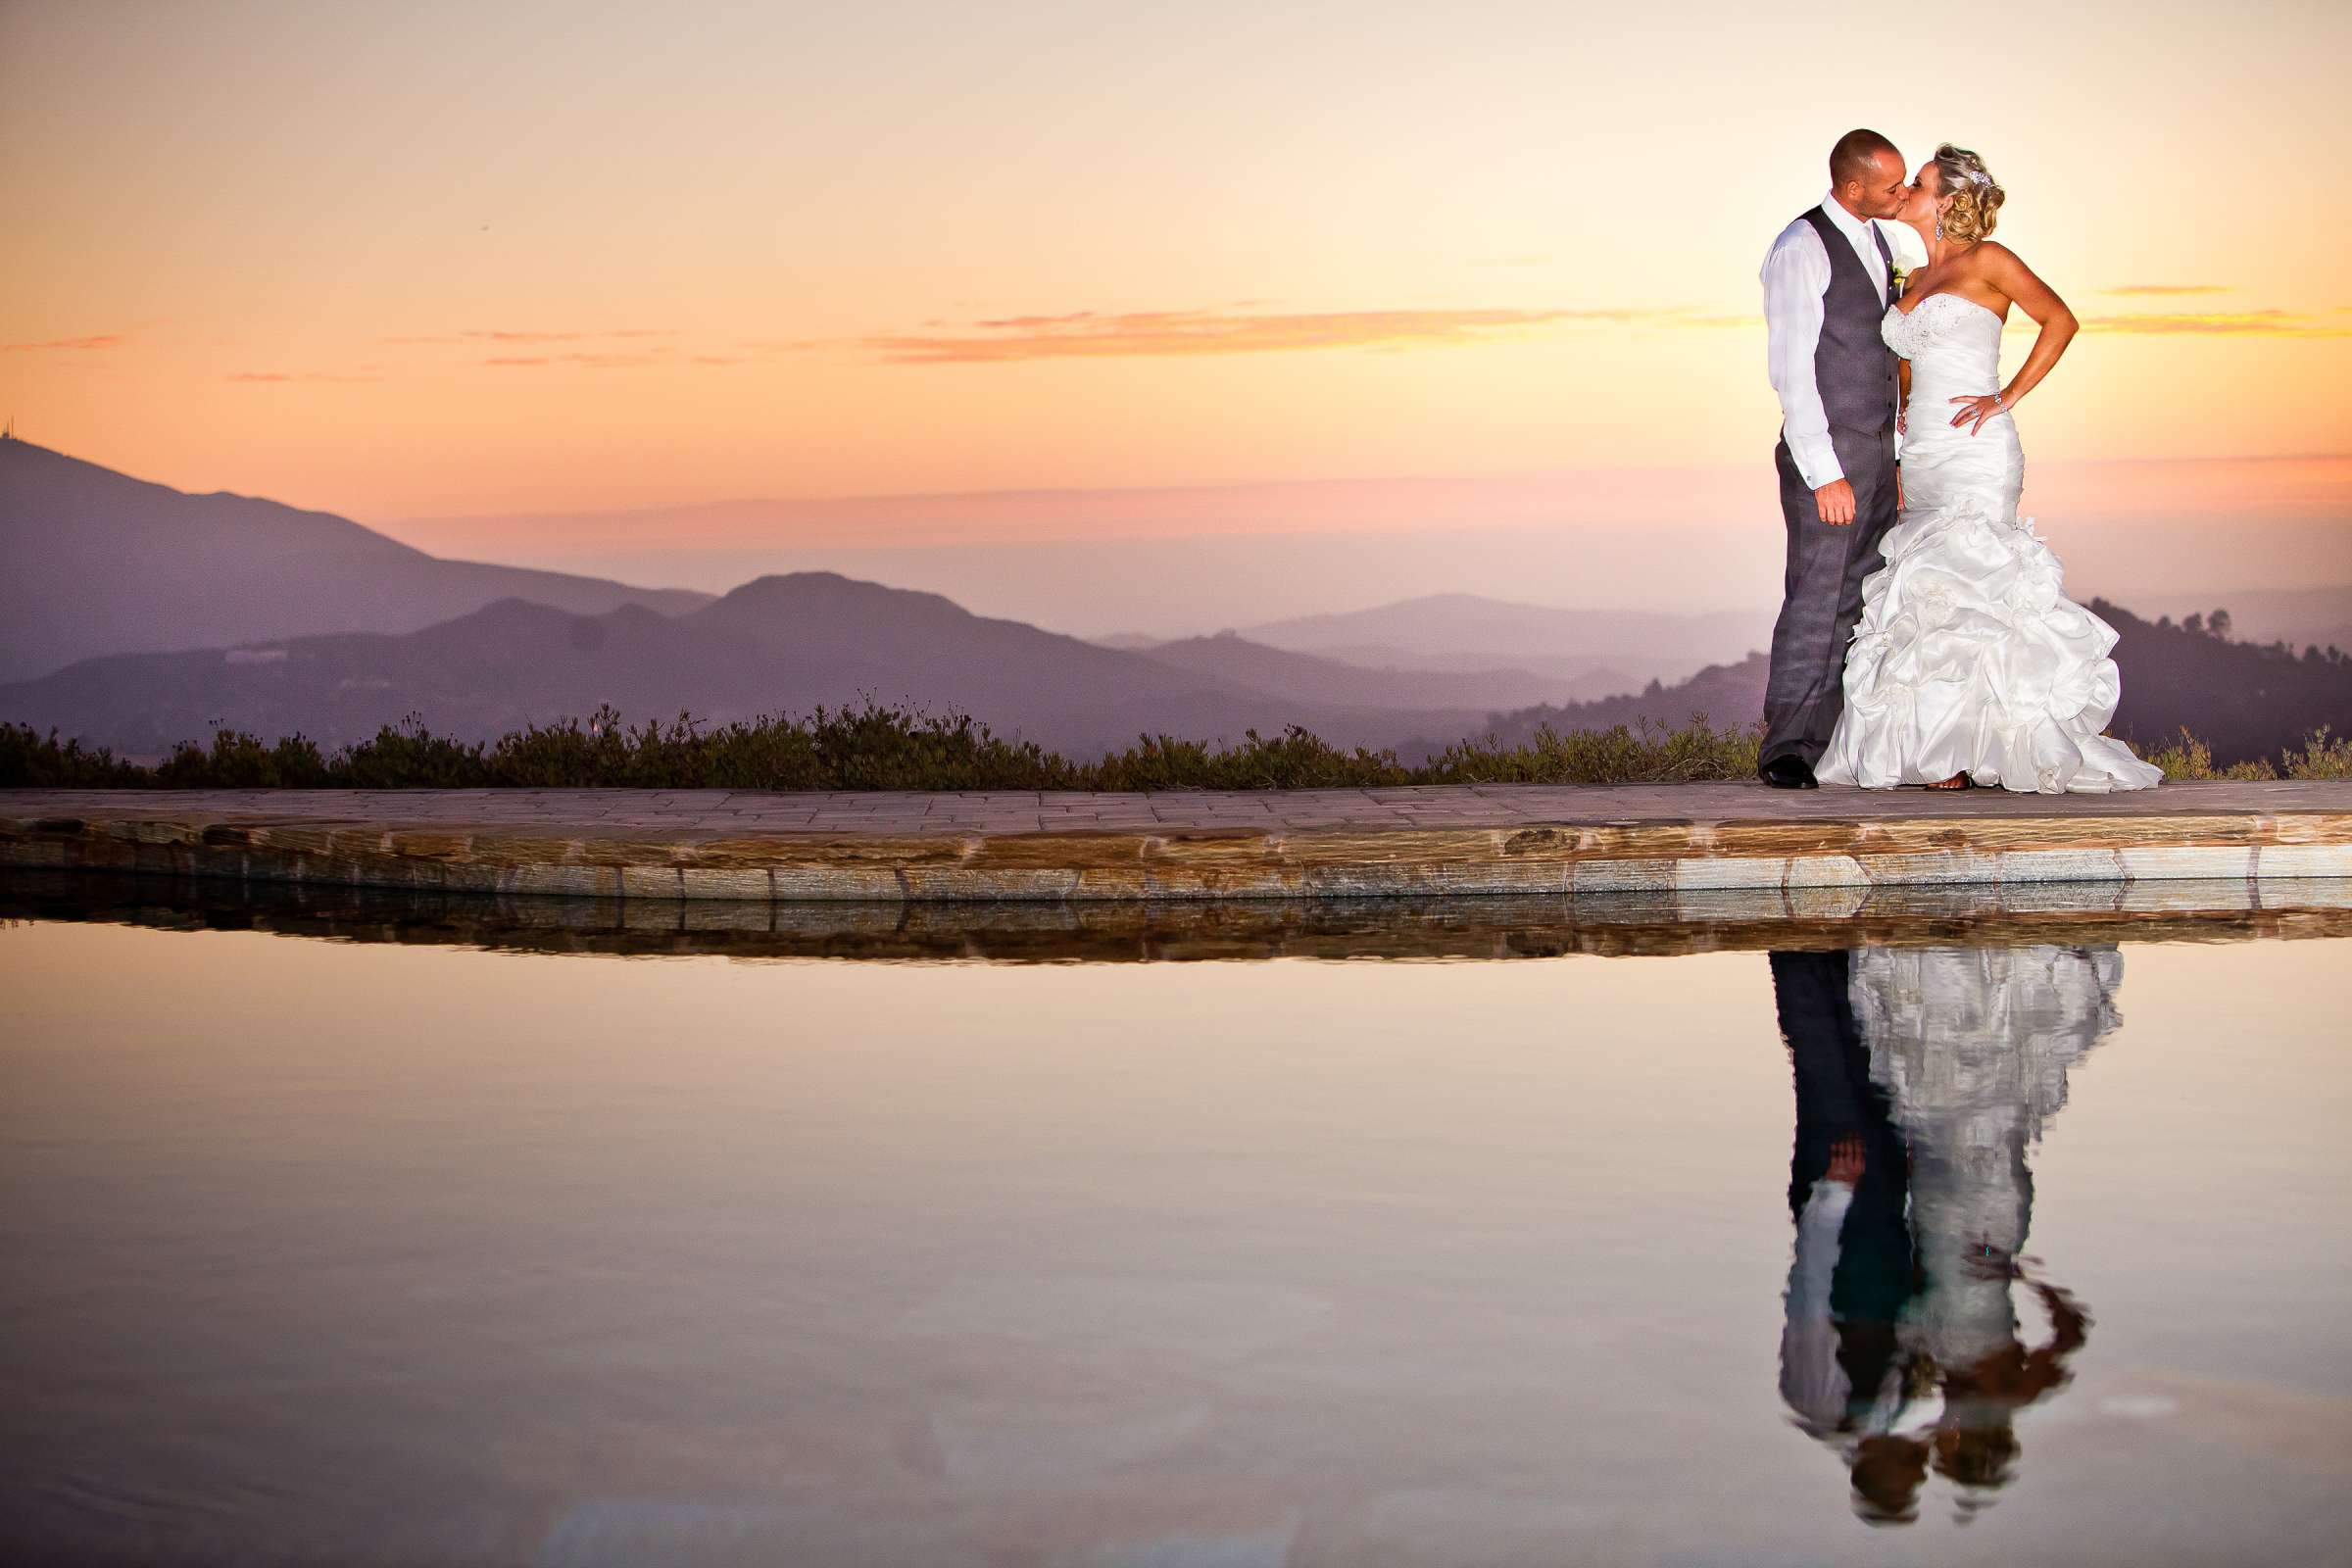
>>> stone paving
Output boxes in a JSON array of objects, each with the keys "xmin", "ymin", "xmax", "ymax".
[
  {"xmin": 7, "ymin": 780, "xmax": 2352, "ymax": 835},
  {"xmin": 4, "ymin": 781, "xmax": 2349, "ymax": 902}
]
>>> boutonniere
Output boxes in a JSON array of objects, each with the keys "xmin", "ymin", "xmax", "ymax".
[{"xmin": 1889, "ymin": 260, "xmax": 1913, "ymax": 297}]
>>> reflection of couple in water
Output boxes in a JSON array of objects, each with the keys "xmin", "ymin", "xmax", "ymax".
[{"xmin": 1772, "ymin": 945, "xmax": 2116, "ymax": 1525}]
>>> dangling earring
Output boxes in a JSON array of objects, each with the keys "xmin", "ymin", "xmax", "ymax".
[{"xmin": 1935, "ymin": 218, "xmax": 1943, "ymax": 241}]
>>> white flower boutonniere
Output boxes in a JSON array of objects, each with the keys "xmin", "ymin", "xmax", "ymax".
[{"xmin": 1889, "ymin": 260, "xmax": 1913, "ymax": 298}]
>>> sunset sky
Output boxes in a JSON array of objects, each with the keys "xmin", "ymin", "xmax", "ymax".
[{"xmin": 4, "ymin": 0, "xmax": 2347, "ymax": 630}]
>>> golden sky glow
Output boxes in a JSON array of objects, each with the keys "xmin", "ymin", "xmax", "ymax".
[{"xmin": 3, "ymin": 0, "xmax": 2347, "ymax": 614}]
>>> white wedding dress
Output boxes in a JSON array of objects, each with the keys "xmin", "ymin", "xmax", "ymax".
[
  {"xmin": 1849, "ymin": 944, "xmax": 2119, "ymax": 1372},
  {"xmin": 1814, "ymin": 294, "xmax": 2163, "ymax": 793}
]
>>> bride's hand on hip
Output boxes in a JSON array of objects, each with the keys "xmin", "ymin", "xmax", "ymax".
[{"xmin": 1949, "ymin": 392, "xmax": 2005, "ymax": 434}]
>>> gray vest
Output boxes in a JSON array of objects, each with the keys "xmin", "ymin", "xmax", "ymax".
[{"xmin": 1798, "ymin": 205, "xmax": 1899, "ymax": 435}]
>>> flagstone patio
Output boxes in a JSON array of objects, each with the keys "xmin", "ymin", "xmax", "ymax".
[{"xmin": 6, "ymin": 781, "xmax": 2348, "ymax": 902}]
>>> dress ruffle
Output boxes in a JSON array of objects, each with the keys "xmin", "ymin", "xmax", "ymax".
[
  {"xmin": 1850, "ymin": 945, "xmax": 2122, "ymax": 1369},
  {"xmin": 1814, "ymin": 497, "xmax": 2163, "ymax": 794}
]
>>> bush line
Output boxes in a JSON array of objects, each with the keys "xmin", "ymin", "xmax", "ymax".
[{"xmin": 2, "ymin": 703, "xmax": 2345, "ymax": 790}]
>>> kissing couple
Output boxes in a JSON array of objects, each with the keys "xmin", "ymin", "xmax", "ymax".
[{"xmin": 1756, "ymin": 128, "xmax": 2161, "ymax": 794}]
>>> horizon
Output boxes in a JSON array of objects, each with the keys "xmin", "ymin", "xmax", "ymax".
[{"xmin": 8, "ymin": 433, "xmax": 2349, "ymax": 640}]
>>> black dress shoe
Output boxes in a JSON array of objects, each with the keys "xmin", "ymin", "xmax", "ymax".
[{"xmin": 1760, "ymin": 756, "xmax": 1818, "ymax": 790}]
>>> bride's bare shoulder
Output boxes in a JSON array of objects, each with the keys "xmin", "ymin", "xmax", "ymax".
[
  {"xmin": 1962, "ymin": 239, "xmax": 2023, "ymax": 273},
  {"xmin": 1960, "ymin": 240, "xmax": 2043, "ymax": 303}
]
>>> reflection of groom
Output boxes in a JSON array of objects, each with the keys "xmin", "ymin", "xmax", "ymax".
[
  {"xmin": 1756, "ymin": 129, "xmax": 1911, "ymax": 789},
  {"xmin": 1769, "ymin": 949, "xmax": 1916, "ymax": 1514}
]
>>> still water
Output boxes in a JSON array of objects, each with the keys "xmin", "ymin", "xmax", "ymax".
[{"xmin": 2, "ymin": 877, "xmax": 2348, "ymax": 1566}]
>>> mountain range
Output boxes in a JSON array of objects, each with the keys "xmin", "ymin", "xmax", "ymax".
[
  {"xmin": 1098, "ymin": 631, "xmax": 1632, "ymax": 711},
  {"xmin": 1444, "ymin": 653, "xmax": 1776, "ymax": 753},
  {"xmin": 1451, "ymin": 605, "xmax": 2352, "ymax": 766},
  {"xmin": 2137, "ymin": 586, "xmax": 2352, "ymax": 662},
  {"xmin": 0, "ymin": 438, "xmax": 710, "ymax": 684},
  {"xmin": 4, "ymin": 435, "xmax": 2348, "ymax": 767},
  {"xmin": 0, "ymin": 438, "xmax": 1723, "ymax": 759},
  {"xmin": 1229, "ymin": 594, "xmax": 1767, "ymax": 684},
  {"xmin": 0, "ymin": 572, "xmax": 1516, "ymax": 761}
]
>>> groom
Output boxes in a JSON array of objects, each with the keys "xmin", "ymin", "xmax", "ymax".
[{"xmin": 1756, "ymin": 129, "xmax": 1911, "ymax": 789}]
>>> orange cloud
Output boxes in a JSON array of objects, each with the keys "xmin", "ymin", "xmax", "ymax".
[
  {"xmin": 4, "ymin": 333, "xmax": 123, "ymax": 352},
  {"xmin": 223, "ymin": 369, "xmax": 384, "ymax": 382},
  {"xmin": 479, "ymin": 347, "xmax": 743, "ymax": 368},
  {"xmin": 815, "ymin": 305, "xmax": 1730, "ymax": 364},
  {"xmin": 2080, "ymin": 310, "xmax": 2352, "ymax": 337},
  {"xmin": 381, "ymin": 327, "xmax": 678, "ymax": 345},
  {"xmin": 359, "ymin": 327, "xmax": 727, "ymax": 368}
]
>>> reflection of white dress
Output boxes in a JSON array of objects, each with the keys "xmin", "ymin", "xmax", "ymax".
[
  {"xmin": 1815, "ymin": 295, "xmax": 2163, "ymax": 793},
  {"xmin": 1849, "ymin": 945, "xmax": 2122, "ymax": 1369}
]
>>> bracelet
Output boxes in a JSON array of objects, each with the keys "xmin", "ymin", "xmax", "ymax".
[{"xmin": 1992, "ymin": 391, "xmax": 2007, "ymax": 409}]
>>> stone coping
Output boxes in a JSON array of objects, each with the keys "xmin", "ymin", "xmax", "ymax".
[
  {"xmin": 3, "ymin": 782, "xmax": 2349, "ymax": 903},
  {"xmin": 7, "ymin": 866, "xmax": 2347, "ymax": 963}
]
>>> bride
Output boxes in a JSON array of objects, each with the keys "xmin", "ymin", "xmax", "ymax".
[{"xmin": 1814, "ymin": 145, "xmax": 2163, "ymax": 793}]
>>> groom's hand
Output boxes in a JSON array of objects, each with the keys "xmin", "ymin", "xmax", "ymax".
[{"xmin": 1813, "ymin": 479, "xmax": 1856, "ymax": 526}]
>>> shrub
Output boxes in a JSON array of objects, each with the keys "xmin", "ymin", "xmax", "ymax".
[
  {"xmin": 0, "ymin": 705, "xmax": 2310, "ymax": 792},
  {"xmin": 1421, "ymin": 714, "xmax": 1762, "ymax": 785},
  {"xmin": 2140, "ymin": 728, "xmax": 2278, "ymax": 782},
  {"xmin": 0, "ymin": 724, "xmax": 147, "ymax": 788},
  {"xmin": 2138, "ymin": 724, "xmax": 2352, "ymax": 783},
  {"xmin": 152, "ymin": 729, "xmax": 333, "ymax": 789},
  {"xmin": 2282, "ymin": 725, "xmax": 2352, "ymax": 780}
]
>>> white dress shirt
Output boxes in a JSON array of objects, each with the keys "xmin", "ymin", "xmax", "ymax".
[
  {"xmin": 1761, "ymin": 192, "xmax": 1890, "ymax": 491},
  {"xmin": 1778, "ymin": 1178, "xmax": 1856, "ymax": 1431}
]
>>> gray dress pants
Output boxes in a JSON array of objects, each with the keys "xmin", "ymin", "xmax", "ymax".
[{"xmin": 1761, "ymin": 425, "xmax": 1899, "ymax": 768}]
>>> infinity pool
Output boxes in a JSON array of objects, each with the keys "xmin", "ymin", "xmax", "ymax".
[{"xmin": 3, "ymin": 878, "xmax": 2347, "ymax": 1565}]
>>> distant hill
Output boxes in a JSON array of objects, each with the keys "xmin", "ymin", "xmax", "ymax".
[
  {"xmin": 12, "ymin": 439, "xmax": 2341, "ymax": 768},
  {"xmin": 0, "ymin": 571, "xmax": 1502, "ymax": 761},
  {"xmin": 1129, "ymin": 631, "xmax": 1606, "ymax": 713},
  {"xmin": 2092, "ymin": 599, "xmax": 2352, "ymax": 763},
  {"xmin": 0, "ymin": 437, "xmax": 712, "ymax": 682},
  {"xmin": 1262, "ymin": 642, "xmax": 1637, "ymax": 700},
  {"xmin": 12, "ymin": 576, "xmax": 2343, "ymax": 768},
  {"xmin": 1443, "ymin": 601, "xmax": 2352, "ymax": 767},
  {"xmin": 1093, "ymin": 626, "xmax": 1638, "ymax": 706},
  {"xmin": 1237, "ymin": 592, "xmax": 1770, "ymax": 685},
  {"xmin": 1445, "ymin": 653, "xmax": 1771, "ymax": 754},
  {"xmin": 2135, "ymin": 586, "xmax": 2352, "ymax": 662}
]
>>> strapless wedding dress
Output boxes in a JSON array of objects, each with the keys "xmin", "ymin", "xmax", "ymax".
[
  {"xmin": 1849, "ymin": 944, "xmax": 2120, "ymax": 1370},
  {"xmin": 1814, "ymin": 294, "xmax": 2162, "ymax": 792}
]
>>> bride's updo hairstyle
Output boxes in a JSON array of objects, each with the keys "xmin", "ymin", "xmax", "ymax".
[{"xmin": 1933, "ymin": 142, "xmax": 2005, "ymax": 243}]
